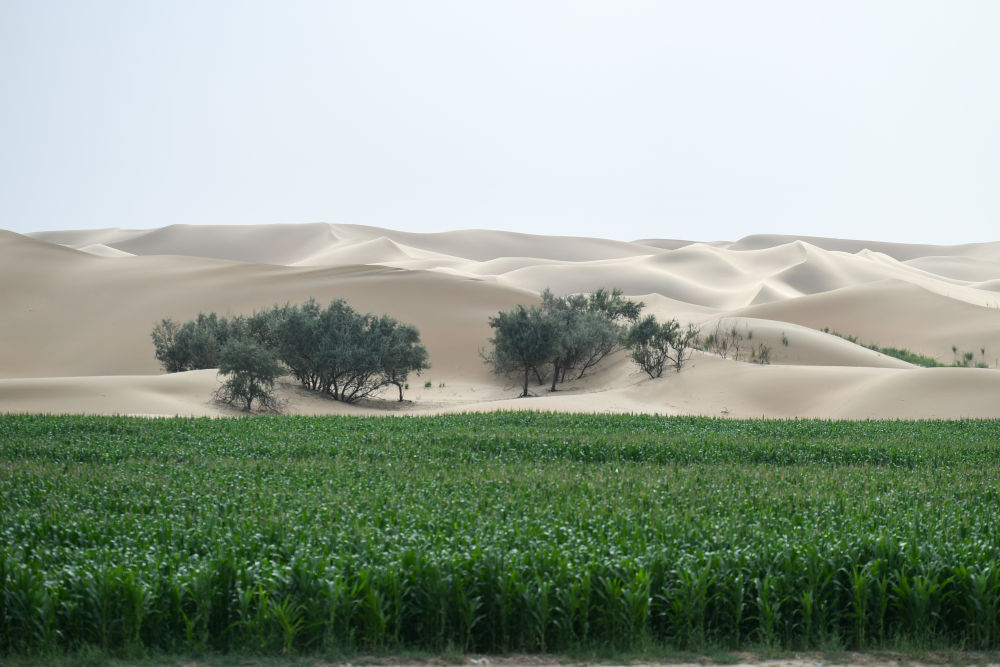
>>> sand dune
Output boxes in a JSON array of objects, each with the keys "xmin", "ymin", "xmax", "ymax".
[
  {"xmin": 727, "ymin": 233, "xmax": 1000, "ymax": 262},
  {"xmin": 736, "ymin": 280, "xmax": 1000, "ymax": 365},
  {"xmin": 694, "ymin": 318, "xmax": 915, "ymax": 369},
  {"xmin": 74, "ymin": 243, "xmax": 135, "ymax": 258},
  {"xmin": 904, "ymin": 256, "xmax": 1000, "ymax": 282},
  {"xmin": 5, "ymin": 223, "xmax": 999, "ymax": 419},
  {"xmin": 1, "ymin": 231, "xmax": 531, "ymax": 380},
  {"xmin": 110, "ymin": 223, "xmax": 340, "ymax": 265}
]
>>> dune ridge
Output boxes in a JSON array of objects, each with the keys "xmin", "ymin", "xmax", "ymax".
[{"xmin": 4, "ymin": 223, "xmax": 998, "ymax": 418}]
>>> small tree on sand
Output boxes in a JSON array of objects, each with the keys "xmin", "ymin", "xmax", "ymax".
[
  {"xmin": 215, "ymin": 339, "xmax": 284, "ymax": 411},
  {"xmin": 376, "ymin": 318, "xmax": 430, "ymax": 401},
  {"xmin": 483, "ymin": 304, "xmax": 558, "ymax": 397},
  {"xmin": 539, "ymin": 288, "xmax": 643, "ymax": 388},
  {"xmin": 150, "ymin": 318, "xmax": 184, "ymax": 372}
]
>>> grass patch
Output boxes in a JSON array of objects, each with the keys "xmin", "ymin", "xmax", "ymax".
[{"xmin": 822, "ymin": 329, "xmax": 946, "ymax": 367}]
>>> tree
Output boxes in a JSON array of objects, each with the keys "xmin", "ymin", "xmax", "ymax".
[
  {"xmin": 284, "ymin": 300, "xmax": 431, "ymax": 403},
  {"xmin": 669, "ymin": 322, "xmax": 700, "ymax": 372},
  {"xmin": 623, "ymin": 316, "xmax": 673, "ymax": 378},
  {"xmin": 376, "ymin": 318, "xmax": 430, "ymax": 401},
  {"xmin": 150, "ymin": 318, "xmax": 184, "ymax": 372},
  {"xmin": 153, "ymin": 298, "xmax": 431, "ymax": 404},
  {"xmin": 539, "ymin": 288, "xmax": 644, "ymax": 388},
  {"xmin": 586, "ymin": 287, "xmax": 643, "ymax": 324},
  {"xmin": 314, "ymin": 299, "xmax": 379, "ymax": 401},
  {"xmin": 483, "ymin": 304, "xmax": 558, "ymax": 397},
  {"xmin": 229, "ymin": 304, "xmax": 291, "ymax": 350},
  {"xmin": 153, "ymin": 312, "xmax": 231, "ymax": 371},
  {"xmin": 215, "ymin": 339, "xmax": 284, "ymax": 411},
  {"xmin": 540, "ymin": 292, "xmax": 616, "ymax": 390},
  {"xmin": 277, "ymin": 299, "xmax": 324, "ymax": 390},
  {"xmin": 623, "ymin": 316, "xmax": 698, "ymax": 378}
]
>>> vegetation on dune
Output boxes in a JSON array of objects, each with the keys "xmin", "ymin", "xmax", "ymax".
[
  {"xmin": 483, "ymin": 288, "xmax": 644, "ymax": 396},
  {"xmin": 623, "ymin": 315, "xmax": 700, "ymax": 377},
  {"xmin": 152, "ymin": 299, "xmax": 429, "ymax": 409},
  {"xmin": 215, "ymin": 338, "xmax": 284, "ymax": 411},
  {"xmin": 823, "ymin": 329, "xmax": 994, "ymax": 368},
  {"xmin": 2, "ymin": 413, "xmax": 1000, "ymax": 657},
  {"xmin": 698, "ymin": 320, "xmax": 774, "ymax": 365},
  {"xmin": 484, "ymin": 287, "xmax": 711, "ymax": 395}
]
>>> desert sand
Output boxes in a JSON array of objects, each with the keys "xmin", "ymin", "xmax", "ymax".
[{"xmin": 2, "ymin": 223, "xmax": 998, "ymax": 419}]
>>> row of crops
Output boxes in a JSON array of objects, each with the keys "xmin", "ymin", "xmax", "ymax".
[{"xmin": 2, "ymin": 413, "xmax": 999, "ymax": 655}]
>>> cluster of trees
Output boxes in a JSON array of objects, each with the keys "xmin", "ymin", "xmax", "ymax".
[
  {"xmin": 483, "ymin": 287, "xmax": 699, "ymax": 396},
  {"xmin": 151, "ymin": 299, "xmax": 429, "ymax": 410}
]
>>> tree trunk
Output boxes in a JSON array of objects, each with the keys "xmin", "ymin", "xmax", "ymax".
[
  {"xmin": 550, "ymin": 362, "xmax": 559, "ymax": 392},
  {"xmin": 397, "ymin": 383, "xmax": 404, "ymax": 401},
  {"xmin": 522, "ymin": 367, "xmax": 530, "ymax": 397}
]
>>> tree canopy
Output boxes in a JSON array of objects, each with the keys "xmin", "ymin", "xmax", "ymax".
[
  {"xmin": 484, "ymin": 287, "xmax": 644, "ymax": 397},
  {"xmin": 215, "ymin": 338, "xmax": 284, "ymax": 411},
  {"xmin": 484, "ymin": 304, "xmax": 558, "ymax": 398},
  {"xmin": 152, "ymin": 299, "xmax": 429, "ymax": 408}
]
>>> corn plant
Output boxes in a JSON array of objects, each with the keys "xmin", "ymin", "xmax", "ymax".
[{"xmin": 1, "ymin": 414, "xmax": 999, "ymax": 655}]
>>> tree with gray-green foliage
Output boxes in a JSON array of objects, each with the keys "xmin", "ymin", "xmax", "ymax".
[
  {"xmin": 623, "ymin": 315, "xmax": 699, "ymax": 378},
  {"xmin": 273, "ymin": 299, "xmax": 322, "ymax": 390},
  {"xmin": 150, "ymin": 318, "xmax": 184, "ymax": 372},
  {"xmin": 151, "ymin": 311, "xmax": 232, "ymax": 372},
  {"xmin": 484, "ymin": 288, "xmax": 644, "ymax": 396},
  {"xmin": 541, "ymin": 291, "xmax": 614, "ymax": 390},
  {"xmin": 483, "ymin": 304, "xmax": 558, "ymax": 397},
  {"xmin": 313, "ymin": 299, "xmax": 383, "ymax": 402},
  {"xmin": 152, "ymin": 298, "xmax": 430, "ymax": 404},
  {"xmin": 539, "ymin": 287, "xmax": 644, "ymax": 390},
  {"xmin": 375, "ymin": 318, "xmax": 430, "ymax": 401},
  {"xmin": 586, "ymin": 286, "xmax": 644, "ymax": 324},
  {"xmin": 215, "ymin": 338, "xmax": 284, "ymax": 411},
  {"xmin": 272, "ymin": 299, "xmax": 431, "ymax": 402}
]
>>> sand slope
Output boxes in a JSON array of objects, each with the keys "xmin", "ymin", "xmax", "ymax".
[{"xmin": 4, "ymin": 224, "xmax": 999, "ymax": 419}]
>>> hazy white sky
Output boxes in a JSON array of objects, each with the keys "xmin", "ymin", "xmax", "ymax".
[{"xmin": 2, "ymin": 1, "xmax": 998, "ymax": 243}]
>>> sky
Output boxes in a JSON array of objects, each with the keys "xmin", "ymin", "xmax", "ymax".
[{"xmin": 1, "ymin": 1, "xmax": 998, "ymax": 244}]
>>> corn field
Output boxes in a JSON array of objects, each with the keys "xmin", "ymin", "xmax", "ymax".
[{"xmin": 1, "ymin": 413, "xmax": 999, "ymax": 655}]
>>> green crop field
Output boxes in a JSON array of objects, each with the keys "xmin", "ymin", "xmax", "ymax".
[{"xmin": 1, "ymin": 413, "xmax": 999, "ymax": 658}]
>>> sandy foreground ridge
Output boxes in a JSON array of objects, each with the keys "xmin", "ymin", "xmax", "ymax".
[{"xmin": 2, "ymin": 223, "xmax": 999, "ymax": 419}]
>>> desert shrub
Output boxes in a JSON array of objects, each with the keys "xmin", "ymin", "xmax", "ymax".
[
  {"xmin": 150, "ymin": 317, "xmax": 183, "ymax": 372},
  {"xmin": 483, "ymin": 304, "xmax": 559, "ymax": 397},
  {"xmin": 750, "ymin": 342, "xmax": 772, "ymax": 364},
  {"xmin": 700, "ymin": 320, "xmax": 776, "ymax": 364},
  {"xmin": 623, "ymin": 316, "xmax": 699, "ymax": 378},
  {"xmin": 701, "ymin": 320, "xmax": 747, "ymax": 360},
  {"xmin": 376, "ymin": 318, "xmax": 430, "ymax": 401},
  {"xmin": 215, "ymin": 339, "xmax": 284, "ymax": 411},
  {"xmin": 825, "ymin": 329, "xmax": 945, "ymax": 367}
]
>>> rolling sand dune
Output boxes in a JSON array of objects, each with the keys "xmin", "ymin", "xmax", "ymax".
[
  {"xmin": 904, "ymin": 256, "xmax": 1000, "ymax": 282},
  {"xmin": 736, "ymin": 280, "xmax": 1000, "ymax": 364},
  {"xmin": 727, "ymin": 233, "xmax": 1000, "ymax": 262},
  {"xmin": 3, "ymin": 224, "xmax": 999, "ymax": 419}
]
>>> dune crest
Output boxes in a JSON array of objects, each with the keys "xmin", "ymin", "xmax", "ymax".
[{"xmin": 6, "ymin": 223, "xmax": 999, "ymax": 419}]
